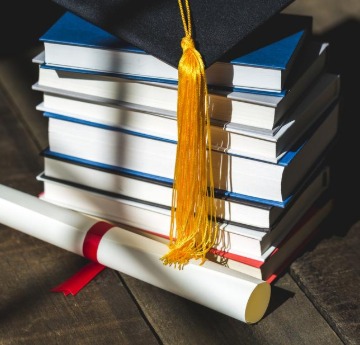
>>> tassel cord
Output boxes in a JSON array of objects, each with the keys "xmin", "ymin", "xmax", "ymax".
[{"xmin": 161, "ymin": 0, "xmax": 218, "ymax": 268}]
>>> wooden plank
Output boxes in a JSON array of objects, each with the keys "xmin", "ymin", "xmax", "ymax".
[
  {"xmin": 0, "ymin": 228, "xmax": 161, "ymax": 345},
  {"xmin": 121, "ymin": 272, "xmax": 343, "ymax": 345},
  {"xmin": 0, "ymin": 83, "xmax": 161, "ymax": 345},
  {"xmin": 290, "ymin": 218, "xmax": 360, "ymax": 345}
]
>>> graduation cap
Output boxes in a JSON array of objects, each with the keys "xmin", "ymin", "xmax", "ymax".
[
  {"xmin": 50, "ymin": 0, "xmax": 296, "ymax": 268},
  {"xmin": 50, "ymin": 0, "xmax": 296, "ymax": 69}
]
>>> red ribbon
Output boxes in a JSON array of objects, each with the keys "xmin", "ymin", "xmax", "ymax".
[{"xmin": 51, "ymin": 221, "xmax": 114, "ymax": 296}]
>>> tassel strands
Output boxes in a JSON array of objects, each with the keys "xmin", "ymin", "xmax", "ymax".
[{"xmin": 160, "ymin": 0, "xmax": 219, "ymax": 268}]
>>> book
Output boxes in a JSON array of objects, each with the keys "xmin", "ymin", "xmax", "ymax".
[
  {"xmin": 32, "ymin": 40, "xmax": 328, "ymax": 131},
  {"xmin": 133, "ymin": 197, "xmax": 334, "ymax": 283},
  {"xmin": 40, "ymin": 11, "xmax": 311, "ymax": 92},
  {"xmin": 212, "ymin": 198, "xmax": 333, "ymax": 282},
  {"xmin": 39, "ymin": 150, "xmax": 330, "ymax": 228},
  {"xmin": 44, "ymin": 100, "xmax": 339, "ymax": 202},
  {"xmin": 38, "ymin": 73, "xmax": 340, "ymax": 163},
  {"xmin": 37, "ymin": 166, "xmax": 330, "ymax": 259}
]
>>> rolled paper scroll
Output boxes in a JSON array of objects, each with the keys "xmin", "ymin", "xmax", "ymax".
[{"xmin": 0, "ymin": 184, "xmax": 270, "ymax": 323}]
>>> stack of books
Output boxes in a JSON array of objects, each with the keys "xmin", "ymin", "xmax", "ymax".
[{"xmin": 33, "ymin": 11, "xmax": 340, "ymax": 283}]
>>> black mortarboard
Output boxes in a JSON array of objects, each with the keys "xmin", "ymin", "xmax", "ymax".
[{"xmin": 50, "ymin": 0, "xmax": 296, "ymax": 69}]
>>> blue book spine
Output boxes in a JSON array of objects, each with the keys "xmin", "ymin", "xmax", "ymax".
[{"xmin": 42, "ymin": 147, "xmax": 290, "ymax": 208}]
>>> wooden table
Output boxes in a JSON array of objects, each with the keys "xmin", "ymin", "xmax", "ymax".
[{"xmin": 0, "ymin": 2, "xmax": 359, "ymax": 342}]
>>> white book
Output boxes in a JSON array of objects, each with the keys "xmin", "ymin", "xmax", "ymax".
[
  {"xmin": 210, "ymin": 198, "xmax": 333, "ymax": 281},
  {"xmin": 40, "ymin": 150, "xmax": 329, "ymax": 228},
  {"xmin": 32, "ymin": 41, "xmax": 328, "ymax": 130},
  {"xmin": 40, "ymin": 11, "xmax": 311, "ymax": 92},
  {"xmin": 37, "ymin": 166, "xmax": 330, "ymax": 259},
  {"xmin": 135, "ymin": 198, "xmax": 334, "ymax": 282},
  {"xmin": 37, "ymin": 73, "xmax": 340, "ymax": 163},
  {"xmin": 45, "ymin": 101, "xmax": 339, "ymax": 202}
]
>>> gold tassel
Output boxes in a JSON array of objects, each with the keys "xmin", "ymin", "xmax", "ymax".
[{"xmin": 160, "ymin": 0, "xmax": 218, "ymax": 268}]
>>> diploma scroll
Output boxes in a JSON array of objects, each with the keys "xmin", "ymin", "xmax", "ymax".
[{"xmin": 0, "ymin": 184, "xmax": 270, "ymax": 323}]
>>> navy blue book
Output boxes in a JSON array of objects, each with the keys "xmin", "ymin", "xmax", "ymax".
[
  {"xmin": 43, "ymin": 100, "xmax": 339, "ymax": 203},
  {"xmin": 40, "ymin": 145, "xmax": 330, "ymax": 229},
  {"xmin": 36, "ymin": 72, "xmax": 339, "ymax": 164},
  {"xmin": 36, "ymin": 165, "xmax": 331, "ymax": 260},
  {"xmin": 40, "ymin": 11, "xmax": 312, "ymax": 92},
  {"xmin": 33, "ymin": 41, "xmax": 328, "ymax": 131}
]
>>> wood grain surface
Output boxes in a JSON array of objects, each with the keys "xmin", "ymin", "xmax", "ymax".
[{"xmin": 1, "ymin": 0, "xmax": 359, "ymax": 343}]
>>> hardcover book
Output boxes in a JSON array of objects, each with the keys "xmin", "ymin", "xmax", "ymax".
[
  {"xmin": 38, "ymin": 73, "xmax": 340, "ymax": 163},
  {"xmin": 37, "ymin": 165, "xmax": 330, "ymax": 259},
  {"xmin": 40, "ymin": 11, "xmax": 312, "ymax": 91},
  {"xmin": 32, "ymin": 40, "xmax": 328, "ymax": 131},
  {"xmin": 206, "ymin": 197, "xmax": 333, "ymax": 282},
  {"xmin": 40, "ymin": 150, "xmax": 330, "ymax": 229},
  {"xmin": 134, "ymin": 197, "xmax": 334, "ymax": 282},
  {"xmin": 44, "ymin": 101, "xmax": 339, "ymax": 202}
]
